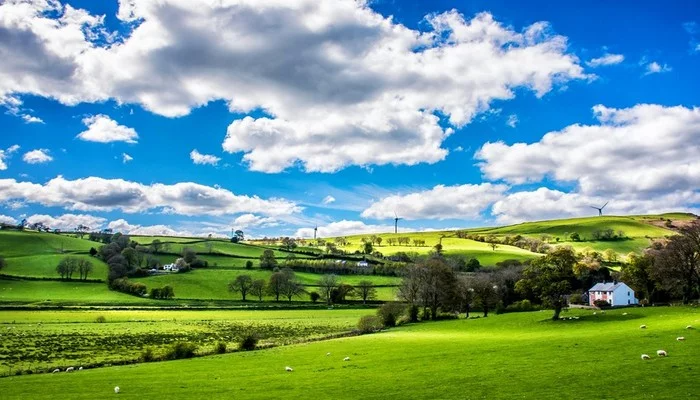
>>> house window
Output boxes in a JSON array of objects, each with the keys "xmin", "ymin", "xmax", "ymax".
[{"xmin": 628, "ymin": 291, "xmax": 630, "ymax": 296}]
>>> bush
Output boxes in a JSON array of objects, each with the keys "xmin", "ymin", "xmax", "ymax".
[
  {"xmin": 165, "ymin": 342, "xmax": 197, "ymax": 360},
  {"xmin": 357, "ymin": 315, "xmax": 383, "ymax": 334},
  {"xmin": 216, "ymin": 341, "xmax": 227, "ymax": 354},
  {"xmin": 568, "ymin": 293, "xmax": 585, "ymax": 305},
  {"xmin": 309, "ymin": 292, "xmax": 320, "ymax": 303},
  {"xmin": 140, "ymin": 348, "xmax": 155, "ymax": 362},
  {"xmin": 377, "ymin": 302, "xmax": 405, "ymax": 328},
  {"xmin": 505, "ymin": 299, "xmax": 538, "ymax": 312},
  {"xmin": 593, "ymin": 299, "xmax": 611, "ymax": 308},
  {"xmin": 239, "ymin": 333, "xmax": 258, "ymax": 351},
  {"xmin": 95, "ymin": 315, "xmax": 106, "ymax": 323},
  {"xmin": 245, "ymin": 260, "xmax": 253, "ymax": 269}
]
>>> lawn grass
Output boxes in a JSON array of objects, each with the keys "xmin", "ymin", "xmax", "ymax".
[{"xmin": 0, "ymin": 306, "xmax": 696, "ymax": 399}]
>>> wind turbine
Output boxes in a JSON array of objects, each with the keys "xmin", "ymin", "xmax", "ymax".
[
  {"xmin": 313, "ymin": 225, "xmax": 318, "ymax": 240},
  {"xmin": 590, "ymin": 201, "xmax": 609, "ymax": 216},
  {"xmin": 394, "ymin": 212, "xmax": 403, "ymax": 234}
]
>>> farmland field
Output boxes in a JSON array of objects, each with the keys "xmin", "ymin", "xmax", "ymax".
[{"xmin": 0, "ymin": 306, "xmax": 696, "ymax": 399}]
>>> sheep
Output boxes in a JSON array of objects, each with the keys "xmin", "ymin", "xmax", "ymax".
[
  {"xmin": 593, "ymin": 312, "xmax": 597, "ymax": 315},
  {"xmin": 326, "ymin": 352, "xmax": 331, "ymax": 356},
  {"xmin": 622, "ymin": 312, "xmax": 628, "ymax": 316},
  {"xmin": 78, "ymin": 367, "xmax": 83, "ymax": 371},
  {"xmin": 676, "ymin": 337, "xmax": 685, "ymax": 341},
  {"xmin": 656, "ymin": 350, "xmax": 667, "ymax": 357},
  {"xmin": 65, "ymin": 367, "xmax": 74, "ymax": 372},
  {"xmin": 52, "ymin": 369, "xmax": 60, "ymax": 374},
  {"xmin": 343, "ymin": 357, "xmax": 350, "ymax": 361},
  {"xmin": 641, "ymin": 354, "xmax": 650, "ymax": 360},
  {"xmin": 687, "ymin": 325, "xmax": 694, "ymax": 330},
  {"xmin": 114, "ymin": 386, "xmax": 120, "ymax": 394},
  {"xmin": 640, "ymin": 324, "xmax": 647, "ymax": 329},
  {"xmin": 285, "ymin": 366, "xmax": 293, "ymax": 372}
]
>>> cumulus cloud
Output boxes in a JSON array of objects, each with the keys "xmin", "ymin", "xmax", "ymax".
[
  {"xmin": 361, "ymin": 183, "xmax": 508, "ymax": 220},
  {"xmin": 107, "ymin": 218, "xmax": 140, "ymax": 233},
  {"xmin": 76, "ymin": 115, "xmax": 138, "ymax": 143},
  {"xmin": 232, "ymin": 214, "xmax": 278, "ymax": 230},
  {"xmin": 0, "ymin": 215, "xmax": 18, "ymax": 225},
  {"xmin": 0, "ymin": 175, "xmax": 301, "ymax": 217},
  {"xmin": 322, "ymin": 195, "xmax": 336, "ymax": 205},
  {"xmin": 22, "ymin": 114, "xmax": 44, "ymax": 124},
  {"xmin": 492, "ymin": 187, "xmax": 700, "ymax": 224},
  {"xmin": 107, "ymin": 219, "xmax": 227, "ymax": 238},
  {"xmin": 295, "ymin": 220, "xmax": 399, "ymax": 238},
  {"xmin": 190, "ymin": 149, "xmax": 221, "ymax": 166},
  {"xmin": 476, "ymin": 104, "xmax": 700, "ymax": 197},
  {"xmin": 122, "ymin": 153, "xmax": 133, "ymax": 163},
  {"xmin": 26, "ymin": 213, "xmax": 106, "ymax": 231},
  {"xmin": 0, "ymin": 1, "xmax": 587, "ymax": 173},
  {"xmin": 0, "ymin": 145, "xmax": 19, "ymax": 170},
  {"xmin": 586, "ymin": 53, "xmax": 624, "ymax": 67},
  {"xmin": 22, "ymin": 149, "xmax": 53, "ymax": 164}
]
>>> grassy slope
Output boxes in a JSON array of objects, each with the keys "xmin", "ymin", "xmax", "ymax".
[
  {"xmin": 1, "ymin": 306, "xmax": 696, "ymax": 399},
  {"xmin": 2, "ymin": 254, "xmax": 109, "ymax": 279},
  {"xmin": 0, "ymin": 231, "xmax": 96, "ymax": 257},
  {"xmin": 0, "ymin": 280, "xmax": 148, "ymax": 304}
]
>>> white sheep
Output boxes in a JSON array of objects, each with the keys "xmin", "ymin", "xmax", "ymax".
[
  {"xmin": 593, "ymin": 312, "xmax": 597, "ymax": 315},
  {"xmin": 285, "ymin": 366, "xmax": 293, "ymax": 372},
  {"xmin": 573, "ymin": 316, "xmax": 580, "ymax": 320},
  {"xmin": 640, "ymin": 324, "xmax": 647, "ymax": 329},
  {"xmin": 656, "ymin": 350, "xmax": 667, "ymax": 357},
  {"xmin": 343, "ymin": 357, "xmax": 350, "ymax": 361},
  {"xmin": 622, "ymin": 312, "xmax": 628, "ymax": 316},
  {"xmin": 52, "ymin": 368, "xmax": 60, "ymax": 374},
  {"xmin": 65, "ymin": 367, "xmax": 74, "ymax": 372},
  {"xmin": 676, "ymin": 337, "xmax": 685, "ymax": 341},
  {"xmin": 78, "ymin": 367, "xmax": 83, "ymax": 371},
  {"xmin": 326, "ymin": 352, "xmax": 331, "ymax": 356},
  {"xmin": 114, "ymin": 386, "xmax": 120, "ymax": 394},
  {"xmin": 687, "ymin": 325, "xmax": 694, "ymax": 330},
  {"xmin": 641, "ymin": 354, "xmax": 650, "ymax": 360}
]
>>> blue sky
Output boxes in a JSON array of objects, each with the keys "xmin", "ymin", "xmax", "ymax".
[{"xmin": 1, "ymin": 0, "xmax": 699, "ymax": 238}]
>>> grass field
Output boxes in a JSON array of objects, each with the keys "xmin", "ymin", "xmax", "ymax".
[
  {"xmin": 0, "ymin": 280, "xmax": 148, "ymax": 304},
  {"xmin": 0, "ymin": 306, "xmax": 696, "ymax": 399},
  {"xmin": 0, "ymin": 231, "xmax": 96, "ymax": 257},
  {"xmin": 1, "ymin": 254, "xmax": 109, "ymax": 279},
  {"xmin": 0, "ymin": 309, "xmax": 369, "ymax": 376}
]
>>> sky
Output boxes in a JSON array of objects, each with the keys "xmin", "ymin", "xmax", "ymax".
[{"xmin": 1, "ymin": 0, "xmax": 699, "ymax": 239}]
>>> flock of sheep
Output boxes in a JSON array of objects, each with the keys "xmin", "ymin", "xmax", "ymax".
[
  {"xmin": 285, "ymin": 352, "xmax": 351, "ymax": 372},
  {"xmin": 638, "ymin": 323, "xmax": 693, "ymax": 361}
]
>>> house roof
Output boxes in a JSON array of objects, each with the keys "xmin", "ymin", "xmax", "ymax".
[{"xmin": 589, "ymin": 282, "xmax": 627, "ymax": 292}]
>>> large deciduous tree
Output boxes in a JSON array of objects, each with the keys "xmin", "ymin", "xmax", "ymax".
[
  {"xmin": 355, "ymin": 280, "xmax": 377, "ymax": 304},
  {"xmin": 650, "ymin": 222, "xmax": 700, "ymax": 304},
  {"xmin": 516, "ymin": 247, "xmax": 577, "ymax": 320},
  {"xmin": 317, "ymin": 274, "xmax": 339, "ymax": 305},
  {"xmin": 229, "ymin": 274, "xmax": 253, "ymax": 301}
]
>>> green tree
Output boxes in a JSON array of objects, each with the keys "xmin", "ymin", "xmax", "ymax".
[
  {"xmin": 268, "ymin": 271, "xmax": 287, "ymax": 301},
  {"xmin": 317, "ymin": 274, "xmax": 339, "ymax": 305},
  {"xmin": 650, "ymin": 221, "xmax": 700, "ymax": 304},
  {"xmin": 281, "ymin": 237, "xmax": 297, "ymax": 251},
  {"xmin": 516, "ymin": 247, "xmax": 577, "ymax": 320},
  {"xmin": 470, "ymin": 273, "xmax": 500, "ymax": 317},
  {"xmin": 150, "ymin": 239, "xmax": 163, "ymax": 253},
  {"xmin": 182, "ymin": 248, "xmax": 197, "ymax": 264},
  {"xmin": 355, "ymin": 280, "xmax": 377, "ymax": 304},
  {"xmin": 259, "ymin": 249, "xmax": 278, "ymax": 269},
  {"xmin": 121, "ymin": 247, "xmax": 138, "ymax": 271},
  {"xmin": 363, "ymin": 241, "xmax": 373, "ymax": 254},
  {"xmin": 56, "ymin": 257, "xmax": 78, "ymax": 280},
  {"xmin": 77, "ymin": 259, "xmax": 93, "ymax": 280},
  {"xmin": 620, "ymin": 253, "xmax": 656, "ymax": 302},
  {"xmin": 228, "ymin": 275, "xmax": 253, "ymax": 301},
  {"xmin": 250, "ymin": 279, "xmax": 266, "ymax": 301}
]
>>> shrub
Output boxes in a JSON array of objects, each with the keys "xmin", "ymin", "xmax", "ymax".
[
  {"xmin": 216, "ymin": 341, "xmax": 227, "ymax": 354},
  {"xmin": 505, "ymin": 299, "xmax": 538, "ymax": 312},
  {"xmin": 239, "ymin": 333, "xmax": 258, "ymax": 351},
  {"xmin": 95, "ymin": 315, "xmax": 106, "ymax": 323},
  {"xmin": 309, "ymin": 292, "xmax": 320, "ymax": 303},
  {"xmin": 593, "ymin": 299, "xmax": 611, "ymax": 308},
  {"xmin": 140, "ymin": 348, "xmax": 155, "ymax": 362},
  {"xmin": 568, "ymin": 293, "xmax": 585, "ymax": 305},
  {"xmin": 377, "ymin": 302, "xmax": 405, "ymax": 328},
  {"xmin": 165, "ymin": 342, "xmax": 197, "ymax": 360},
  {"xmin": 245, "ymin": 260, "xmax": 253, "ymax": 269},
  {"xmin": 357, "ymin": 315, "xmax": 383, "ymax": 334}
]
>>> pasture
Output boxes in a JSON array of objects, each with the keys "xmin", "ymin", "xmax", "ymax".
[{"xmin": 0, "ymin": 306, "xmax": 696, "ymax": 399}]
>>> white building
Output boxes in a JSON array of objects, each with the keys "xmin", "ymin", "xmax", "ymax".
[
  {"xmin": 588, "ymin": 281, "xmax": 638, "ymax": 307},
  {"xmin": 357, "ymin": 261, "xmax": 369, "ymax": 268}
]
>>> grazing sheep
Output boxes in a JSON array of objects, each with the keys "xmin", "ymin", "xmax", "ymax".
[
  {"xmin": 326, "ymin": 352, "xmax": 331, "ymax": 356},
  {"xmin": 573, "ymin": 316, "xmax": 580, "ymax": 320},
  {"xmin": 343, "ymin": 357, "xmax": 350, "ymax": 361},
  {"xmin": 65, "ymin": 367, "xmax": 74, "ymax": 372},
  {"xmin": 52, "ymin": 369, "xmax": 60, "ymax": 374},
  {"xmin": 114, "ymin": 386, "xmax": 120, "ymax": 394},
  {"xmin": 687, "ymin": 325, "xmax": 694, "ymax": 330},
  {"xmin": 593, "ymin": 312, "xmax": 597, "ymax": 315},
  {"xmin": 622, "ymin": 312, "xmax": 628, "ymax": 316},
  {"xmin": 640, "ymin": 324, "xmax": 647, "ymax": 329},
  {"xmin": 285, "ymin": 366, "xmax": 293, "ymax": 372},
  {"xmin": 677, "ymin": 337, "xmax": 685, "ymax": 341},
  {"xmin": 78, "ymin": 367, "xmax": 83, "ymax": 371},
  {"xmin": 656, "ymin": 350, "xmax": 667, "ymax": 357},
  {"xmin": 641, "ymin": 354, "xmax": 650, "ymax": 360}
]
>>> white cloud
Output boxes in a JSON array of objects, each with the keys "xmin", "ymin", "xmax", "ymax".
[
  {"xmin": 586, "ymin": 53, "xmax": 624, "ymax": 67},
  {"xmin": 76, "ymin": 115, "xmax": 138, "ymax": 143},
  {"xmin": 476, "ymin": 104, "xmax": 700, "ymax": 197},
  {"xmin": 492, "ymin": 187, "xmax": 700, "ymax": 224},
  {"xmin": 232, "ymin": 213, "xmax": 278, "ymax": 230},
  {"xmin": 122, "ymin": 153, "xmax": 133, "ymax": 163},
  {"xmin": 361, "ymin": 183, "xmax": 508, "ymax": 220},
  {"xmin": 0, "ymin": 145, "xmax": 21, "ymax": 170},
  {"xmin": 7, "ymin": 145, "xmax": 20, "ymax": 154},
  {"xmin": 190, "ymin": 149, "xmax": 221, "ymax": 166},
  {"xmin": 0, "ymin": 215, "xmax": 17, "ymax": 225},
  {"xmin": 25, "ymin": 213, "xmax": 106, "ymax": 231},
  {"xmin": 108, "ymin": 219, "xmax": 227, "ymax": 238},
  {"xmin": 22, "ymin": 114, "xmax": 44, "ymax": 124},
  {"xmin": 506, "ymin": 114, "xmax": 519, "ymax": 128},
  {"xmin": 22, "ymin": 149, "xmax": 53, "ymax": 164},
  {"xmin": 642, "ymin": 61, "xmax": 671, "ymax": 76},
  {"xmin": 107, "ymin": 218, "xmax": 140, "ymax": 233},
  {"xmin": 295, "ymin": 220, "xmax": 399, "ymax": 238},
  {"xmin": 322, "ymin": 195, "xmax": 336, "ymax": 205},
  {"xmin": 0, "ymin": 1, "xmax": 587, "ymax": 173},
  {"xmin": 0, "ymin": 175, "xmax": 300, "ymax": 217}
]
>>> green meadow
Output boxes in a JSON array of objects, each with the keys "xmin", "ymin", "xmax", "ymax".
[{"xmin": 0, "ymin": 306, "xmax": 696, "ymax": 399}]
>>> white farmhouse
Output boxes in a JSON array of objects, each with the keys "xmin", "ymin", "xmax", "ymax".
[
  {"xmin": 588, "ymin": 281, "xmax": 638, "ymax": 307},
  {"xmin": 357, "ymin": 261, "xmax": 369, "ymax": 268}
]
